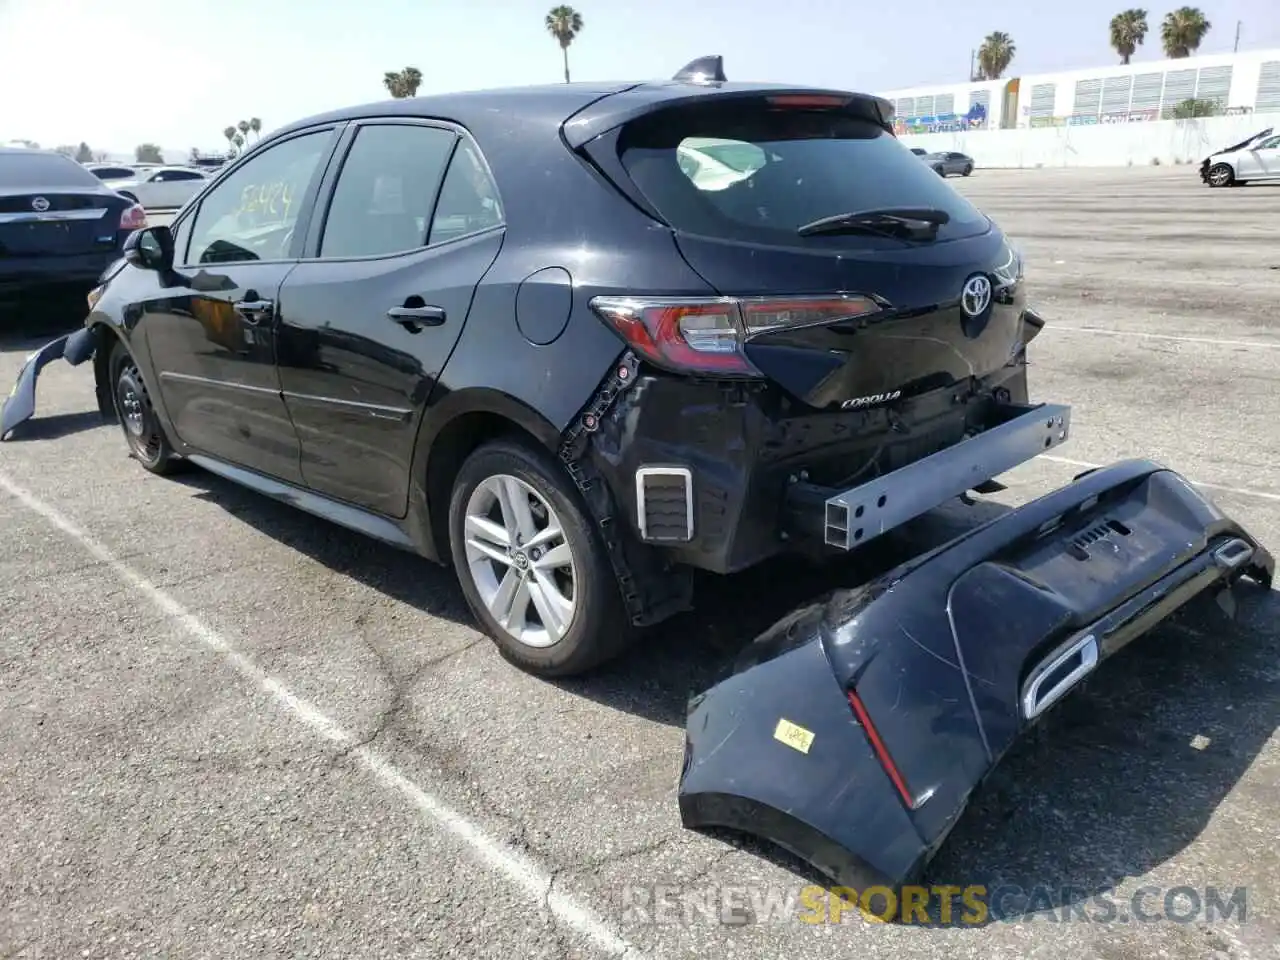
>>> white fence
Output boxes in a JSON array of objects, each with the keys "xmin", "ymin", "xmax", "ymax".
[{"xmin": 899, "ymin": 112, "xmax": 1280, "ymax": 168}]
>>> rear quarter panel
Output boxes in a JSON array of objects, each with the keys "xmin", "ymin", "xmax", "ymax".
[{"xmin": 426, "ymin": 107, "xmax": 718, "ymax": 437}]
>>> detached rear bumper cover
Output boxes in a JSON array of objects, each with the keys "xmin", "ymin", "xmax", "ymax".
[
  {"xmin": 0, "ymin": 327, "xmax": 97, "ymax": 441},
  {"xmin": 679, "ymin": 460, "xmax": 1273, "ymax": 889}
]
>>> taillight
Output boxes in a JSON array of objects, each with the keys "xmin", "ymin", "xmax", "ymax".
[
  {"xmin": 590, "ymin": 295, "xmax": 880, "ymax": 376},
  {"xmin": 846, "ymin": 689, "xmax": 917, "ymax": 809},
  {"xmin": 119, "ymin": 204, "xmax": 147, "ymax": 231}
]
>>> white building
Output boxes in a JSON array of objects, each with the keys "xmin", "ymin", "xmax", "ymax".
[{"xmin": 881, "ymin": 47, "xmax": 1280, "ymax": 132}]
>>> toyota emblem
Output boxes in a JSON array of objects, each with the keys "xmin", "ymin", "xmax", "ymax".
[
  {"xmin": 31, "ymin": 196, "xmax": 51, "ymax": 213},
  {"xmin": 960, "ymin": 274, "xmax": 992, "ymax": 318}
]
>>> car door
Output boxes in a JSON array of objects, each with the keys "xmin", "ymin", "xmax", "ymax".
[
  {"xmin": 140, "ymin": 126, "xmax": 341, "ymax": 482},
  {"xmin": 276, "ymin": 120, "xmax": 504, "ymax": 517},
  {"xmin": 1255, "ymin": 135, "xmax": 1280, "ymax": 178},
  {"xmin": 149, "ymin": 169, "xmax": 206, "ymax": 208},
  {"xmin": 135, "ymin": 171, "xmax": 165, "ymax": 208}
]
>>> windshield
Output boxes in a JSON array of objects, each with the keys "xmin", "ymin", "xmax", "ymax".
[
  {"xmin": 0, "ymin": 152, "xmax": 105, "ymax": 189},
  {"xmin": 617, "ymin": 100, "xmax": 989, "ymax": 247}
]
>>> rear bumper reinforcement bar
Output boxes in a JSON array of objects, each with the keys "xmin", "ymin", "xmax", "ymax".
[{"xmin": 812, "ymin": 401, "xmax": 1071, "ymax": 550}]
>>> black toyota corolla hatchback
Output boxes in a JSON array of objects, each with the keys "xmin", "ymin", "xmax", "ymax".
[{"xmin": 68, "ymin": 62, "xmax": 1039, "ymax": 676}]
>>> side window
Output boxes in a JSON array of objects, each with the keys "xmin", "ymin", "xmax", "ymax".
[
  {"xmin": 185, "ymin": 130, "xmax": 331, "ymax": 265},
  {"xmin": 319, "ymin": 124, "xmax": 456, "ymax": 259},
  {"xmin": 429, "ymin": 139, "xmax": 503, "ymax": 244},
  {"xmin": 1260, "ymin": 136, "xmax": 1280, "ymax": 150}
]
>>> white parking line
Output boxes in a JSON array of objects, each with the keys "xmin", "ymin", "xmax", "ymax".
[
  {"xmin": 0, "ymin": 471, "xmax": 641, "ymax": 960},
  {"xmin": 1040, "ymin": 454, "xmax": 1280, "ymax": 503},
  {"xmin": 1049, "ymin": 327, "xmax": 1280, "ymax": 350}
]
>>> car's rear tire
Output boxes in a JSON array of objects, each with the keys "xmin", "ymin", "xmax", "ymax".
[
  {"xmin": 962, "ymin": 164, "xmax": 973, "ymax": 176},
  {"xmin": 109, "ymin": 340, "xmax": 181, "ymax": 475},
  {"xmin": 1207, "ymin": 163, "xmax": 1234, "ymax": 188},
  {"xmin": 448, "ymin": 438, "xmax": 632, "ymax": 677}
]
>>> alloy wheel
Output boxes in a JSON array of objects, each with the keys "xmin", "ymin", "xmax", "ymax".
[
  {"xmin": 463, "ymin": 474, "xmax": 578, "ymax": 648},
  {"xmin": 1208, "ymin": 165, "xmax": 1232, "ymax": 187}
]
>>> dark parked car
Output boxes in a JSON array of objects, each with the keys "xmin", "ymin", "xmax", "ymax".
[
  {"xmin": 920, "ymin": 150, "xmax": 975, "ymax": 176},
  {"xmin": 3, "ymin": 57, "xmax": 1272, "ymax": 902},
  {"xmin": 0, "ymin": 148, "xmax": 147, "ymax": 307},
  {"xmin": 6, "ymin": 80, "xmax": 1038, "ymax": 675}
]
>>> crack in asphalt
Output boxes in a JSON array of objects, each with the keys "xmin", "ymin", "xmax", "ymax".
[
  {"xmin": 327, "ymin": 609, "xmax": 485, "ymax": 768},
  {"xmin": 1, "ymin": 548, "xmax": 151, "ymax": 582},
  {"xmin": 556, "ymin": 835, "xmax": 683, "ymax": 877},
  {"xmin": 308, "ymin": 607, "xmax": 550, "ymax": 859}
]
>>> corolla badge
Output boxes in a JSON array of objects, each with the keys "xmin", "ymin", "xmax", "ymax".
[
  {"xmin": 960, "ymin": 274, "xmax": 992, "ymax": 318},
  {"xmin": 31, "ymin": 196, "xmax": 51, "ymax": 213}
]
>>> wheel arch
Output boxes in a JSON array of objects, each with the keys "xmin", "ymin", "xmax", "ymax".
[
  {"xmin": 90, "ymin": 320, "xmax": 128, "ymax": 420},
  {"xmin": 1208, "ymin": 158, "xmax": 1237, "ymax": 184},
  {"xmin": 412, "ymin": 388, "xmax": 567, "ymax": 563},
  {"xmin": 90, "ymin": 312, "xmax": 179, "ymax": 442}
]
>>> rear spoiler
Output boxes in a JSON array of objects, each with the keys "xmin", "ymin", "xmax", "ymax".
[{"xmin": 561, "ymin": 55, "xmax": 895, "ymax": 149}]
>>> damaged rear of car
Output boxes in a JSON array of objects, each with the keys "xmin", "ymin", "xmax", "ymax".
[
  {"xmin": 569, "ymin": 84, "xmax": 1055, "ymax": 579},
  {"xmin": 2, "ymin": 59, "xmax": 1274, "ymax": 891},
  {"xmin": 680, "ymin": 459, "xmax": 1273, "ymax": 892}
]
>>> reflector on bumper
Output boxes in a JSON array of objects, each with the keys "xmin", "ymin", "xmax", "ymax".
[{"xmin": 679, "ymin": 459, "xmax": 1273, "ymax": 890}]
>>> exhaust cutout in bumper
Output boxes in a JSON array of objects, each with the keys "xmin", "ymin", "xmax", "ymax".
[{"xmin": 679, "ymin": 459, "xmax": 1273, "ymax": 892}]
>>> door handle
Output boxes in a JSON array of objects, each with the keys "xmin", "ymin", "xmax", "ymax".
[
  {"xmin": 233, "ymin": 298, "xmax": 275, "ymax": 325},
  {"xmin": 387, "ymin": 304, "xmax": 446, "ymax": 330}
]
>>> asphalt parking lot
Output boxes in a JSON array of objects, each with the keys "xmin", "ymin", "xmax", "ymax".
[{"xmin": 2, "ymin": 166, "xmax": 1277, "ymax": 959}]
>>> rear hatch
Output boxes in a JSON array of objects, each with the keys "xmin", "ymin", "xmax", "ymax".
[
  {"xmin": 0, "ymin": 153, "xmax": 132, "ymax": 258},
  {"xmin": 583, "ymin": 91, "xmax": 1025, "ymax": 408}
]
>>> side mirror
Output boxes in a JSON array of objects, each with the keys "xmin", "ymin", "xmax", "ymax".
[{"xmin": 123, "ymin": 225, "xmax": 175, "ymax": 272}]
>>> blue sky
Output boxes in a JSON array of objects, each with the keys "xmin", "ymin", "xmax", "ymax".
[{"xmin": 1, "ymin": 0, "xmax": 1276, "ymax": 156}]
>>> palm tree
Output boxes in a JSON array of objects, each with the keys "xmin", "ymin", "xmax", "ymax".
[
  {"xmin": 233, "ymin": 134, "xmax": 245, "ymax": 153},
  {"xmin": 976, "ymin": 31, "xmax": 1016, "ymax": 80},
  {"xmin": 249, "ymin": 117, "xmax": 262, "ymax": 141},
  {"xmin": 1161, "ymin": 7, "xmax": 1210, "ymax": 58},
  {"xmin": 382, "ymin": 67, "xmax": 423, "ymax": 98},
  {"xmin": 1109, "ymin": 9, "xmax": 1149, "ymax": 64},
  {"xmin": 223, "ymin": 125, "xmax": 237, "ymax": 156},
  {"xmin": 545, "ymin": 6, "xmax": 584, "ymax": 83},
  {"xmin": 237, "ymin": 120, "xmax": 251, "ymax": 143}
]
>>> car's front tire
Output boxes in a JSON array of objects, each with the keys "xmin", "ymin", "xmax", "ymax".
[
  {"xmin": 1206, "ymin": 163, "xmax": 1235, "ymax": 188},
  {"xmin": 109, "ymin": 340, "xmax": 180, "ymax": 475},
  {"xmin": 933, "ymin": 165, "xmax": 946, "ymax": 177},
  {"xmin": 962, "ymin": 164, "xmax": 973, "ymax": 176},
  {"xmin": 448, "ymin": 438, "xmax": 632, "ymax": 677}
]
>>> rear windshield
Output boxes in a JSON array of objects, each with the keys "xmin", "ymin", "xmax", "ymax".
[
  {"xmin": 617, "ymin": 101, "xmax": 990, "ymax": 246},
  {"xmin": 0, "ymin": 152, "xmax": 104, "ymax": 189}
]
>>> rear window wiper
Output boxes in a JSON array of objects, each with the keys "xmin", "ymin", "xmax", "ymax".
[{"xmin": 796, "ymin": 207, "xmax": 951, "ymax": 239}]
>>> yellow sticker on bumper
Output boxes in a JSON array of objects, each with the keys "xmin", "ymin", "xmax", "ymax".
[{"xmin": 774, "ymin": 718, "xmax": 815, "ymax": 754}]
